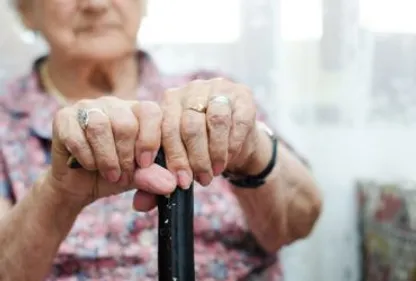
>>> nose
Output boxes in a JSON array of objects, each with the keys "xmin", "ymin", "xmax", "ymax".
[{"xmin": 79, "ymin": 0, "xmax": 110, "ymax": 13}]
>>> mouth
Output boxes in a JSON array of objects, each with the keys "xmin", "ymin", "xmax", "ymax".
[{"xmin": 77, "ymin": 23, "xmax": 118, "ymax": 33}]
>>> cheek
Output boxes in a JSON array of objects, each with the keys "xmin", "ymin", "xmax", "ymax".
[
  {"xmin": 38, "ymin": 1, "xmax": 77, "ymax": 43},
  {"xmin": 125, "ymin": 15, "xmax": 141, "ymax": 39},
  {"xmin": 115, "ymin": 0, "xmax": 143, "ymax": 36},
  {"xmin": 41, "ymin": 0, "xmax": 76, "ymax": 24}
]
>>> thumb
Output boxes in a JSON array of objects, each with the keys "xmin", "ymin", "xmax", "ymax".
[{"xmin": 133, "ymin": 164, "xmax": 177, "ymax": 195}]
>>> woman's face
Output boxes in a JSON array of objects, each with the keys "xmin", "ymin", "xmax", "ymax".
[{"xmin": 21, "ymin": 0, "xmax": 144, "ymax": 60}]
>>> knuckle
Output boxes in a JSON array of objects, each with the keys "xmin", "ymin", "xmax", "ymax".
[
  {"xmin": 166, "ymin": 152, "xmax": 188, "ymax": 169},
  {"xmin": 207, "ymin": 113, "xmax": 231, "ymax": 128},
  {"xmin": 190, "ymin": 157, "xmax": 211, "ymax": 173},
  {"xmin": 119, "ymin": 156, "xmax": 134, "ymax": 171},
  {"xmin": 87, "ymin": 119, "xmax": 109, "ymax": 136},
  {"xmin": 211, "ymin": 153, "xmax": 226, "ymax": 163},
  {"xmin": 234, "ymin": 117, "xmax": 253, "ymax": 132},
  {"xmin": 228, "ymin": 145, "xmax": 240, "ymax": 157},
  {"xmin": 141, "ymin": 101, "xmax": 162, "ymax": 119},
  {"xmin": 98, "ymin": 158, "xmax": 119, "ymax": 171},
  {"xmin": 63, "ymin": 137, "xmax": 85, "ymax": 155},
  {"xmin": 209, "ymin": 142, "xmax": 227, "ymax": 157},
  {"xmin": 77, "ymin": 157, "xmax": 96, "ymax": 171},
  {"xmin": 112, "ymin": 117, "xmax": 138, "ymax": 139},
  {"xmin": 210, "ymin": 77, "xmax": 226, "ymax": 83},
  {"xmin": 76, "ymin": 99, "xmax": 94, "ymax": 108},
  {"xmin": 162, "ymin": 120, "xmax": 178, "ymax": 140},
  {"xmin": 138, "ymin": 138, "xmax": 158, "ymax": 152},
  {"xmin": 185, "ymin": 145, "xmax": 210, "ymax": 173},
  {"xmin": 82, "ymin": 159, "xmax": 96, "ymax": 170},
  {"xmin": 163, "ymin": 88, "xmax": 181, "ymax": 102},
  {"xmin": 63, "ymin": 139, "xmax": 95, "ymax": 170},
  {"xmin": 53, "ymin": 113, "xmax": 64, "ymax": 133},
  {"xmin": 53, "ymin": 107, "xmax": 72, "ymax": 130},
  {"xmin": 181, "ymin": 117, "xmax": 203, "ymax": 141},
  {"xmin": 98, "ymin": 95, "xmax": 119, "ymax": 104},
  {"xmin": 55, "ymin": 107, "xmax": 72, "ymax": 121},
  {"xmin": 189, "ymin": 79, "xmax": 205, "ymax": 85},
  {"xmin": 95, "ymin": 150, "xmax": 119, "ymax": 169}
]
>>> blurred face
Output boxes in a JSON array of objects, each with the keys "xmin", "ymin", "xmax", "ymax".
[{"xmin": 20, "ymin": 0, "xmax": 145, "ymax": 60}]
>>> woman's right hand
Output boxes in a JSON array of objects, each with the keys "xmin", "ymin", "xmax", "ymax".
[{"xmin": 46, "ymin": 96, "xmax": 177, "ymax": 210}]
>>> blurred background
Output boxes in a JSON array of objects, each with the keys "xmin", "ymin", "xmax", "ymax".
[{"xmin": 2, "ymin": 0, "xmax": 416, "ymax": 280}]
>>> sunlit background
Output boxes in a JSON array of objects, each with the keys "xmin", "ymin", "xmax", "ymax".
[{"xmin": 2, "ymin": 0, "xmax": 416, "ymax": 280}]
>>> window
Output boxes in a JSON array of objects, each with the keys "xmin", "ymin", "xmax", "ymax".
[
  {"xmin": 280, "ymin": 0, "xmax": 323, "ymax": 40},
  {"xmin": 360, "ymin": 0, "xmax": 416, "ymax": 33},
  {"xmin": 139, "ymin": 0, "xmax": 242, "ymax": 44}
]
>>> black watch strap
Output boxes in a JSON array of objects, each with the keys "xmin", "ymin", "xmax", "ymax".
[{"xmin": 222, "ymin": 134, "xmax": 278, "ymax": 188}]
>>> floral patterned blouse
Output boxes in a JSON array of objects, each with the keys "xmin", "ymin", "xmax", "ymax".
[{"xmin": 0, "ymin": 51, "xmax": 282, "ymax": 280}]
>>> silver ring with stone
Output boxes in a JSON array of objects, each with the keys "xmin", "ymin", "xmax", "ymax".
[
  {"xmin": 209, "ymin": 95, "xmax": 231, "ymax": 105},
  {"xmin": 77, "ymin": 108, "xmax": 106, "ymax": 130}
]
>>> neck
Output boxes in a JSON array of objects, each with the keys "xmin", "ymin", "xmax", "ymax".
[{"xmin": 46, "ymin": 52, "xmax": 140, "ymax": 102}]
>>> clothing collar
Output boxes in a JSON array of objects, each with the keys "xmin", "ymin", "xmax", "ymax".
[{"xmin": 1, "ymin": 50, "xmax": 164, "ymax": 140}]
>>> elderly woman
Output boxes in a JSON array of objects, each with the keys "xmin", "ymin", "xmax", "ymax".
[{"xmin": 0, "ymin": 0, "xmax": 321, "ymax": 280}]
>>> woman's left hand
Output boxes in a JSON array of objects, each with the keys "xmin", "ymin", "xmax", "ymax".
[{"xmin": 160, "ymin": 78, "xmax": 259, "ymax": 188}]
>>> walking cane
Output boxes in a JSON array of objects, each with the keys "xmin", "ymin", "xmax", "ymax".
[
  {"xmin": 155, "ymin": 149, "xmax": 195, "ymax": 281},
  {"xmin": 68, "ymin": 148, "xmax": 195, "ymax": 281}
]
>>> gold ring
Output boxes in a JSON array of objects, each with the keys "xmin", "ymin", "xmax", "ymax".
[{"xmin": 186, "ymin": 103, "xmax": 207, "ymax": 113}]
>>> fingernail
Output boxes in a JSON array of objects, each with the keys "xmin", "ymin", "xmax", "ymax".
[
  {"xmin": 139, "ymin": 151, "xmax": 153, "ymax": 168},
  {"xmin": 197, "ymin": 172, "xmax": 212, "ymax": 186},
  {"xmin": 176, "ymin": 170, "xmax": 192, "ymax": 189},
  {"xmin": 212, "ymin": 162, "xmax": 225, "ymax": 176},
  {"xmin": 106, "ymin": 169, "xmax": 121, "ymax": 183}
]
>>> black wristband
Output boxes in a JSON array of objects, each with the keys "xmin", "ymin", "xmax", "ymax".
[{"xmin": 222, "ymin": 134, "xmax": 278, "ymax": 188}]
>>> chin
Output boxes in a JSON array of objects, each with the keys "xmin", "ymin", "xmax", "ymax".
[
  {"xmin": 69, "ymin": 37, "xmax": 137, "ymax": 62},
  {"xmin": 77, "ymin": 48, "xmax": 135, "ymax": 62}
]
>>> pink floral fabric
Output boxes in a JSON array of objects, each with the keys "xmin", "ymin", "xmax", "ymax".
[{"xmin": 0, "ymin": 51, "xmax": 282, "ymax": 280}]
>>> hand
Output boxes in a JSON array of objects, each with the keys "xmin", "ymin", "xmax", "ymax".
[
  {"xmin": 161, "ymin": 78, "xmax": 259, "ymax": 188},
  {"xmin": 46, "ymin": 96, "xmax": 177, "ymax": 210}
]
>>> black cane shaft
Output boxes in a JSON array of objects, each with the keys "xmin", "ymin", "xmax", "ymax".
[{"xmin": 155, "ymin": 150, "xmax": 195, "ymax": 281}]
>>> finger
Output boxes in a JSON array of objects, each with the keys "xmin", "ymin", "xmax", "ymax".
[
  {"xmin": 161, "ymin": 89, "xmax": 192, "ymax": 189},
  {"xmin": 180, "ymin": 82, "xmax": 213, "ymax": 186},
  {"xmin": 53, "ymin": 107, "xmax": 96, "ymax": 174},
  {"xmin": 228, "ymin": 86, "xmax": 256, "ymax": 162},
  {"xmin": 80, "ymin": 104, "xmax": 121, "ymax": 183},
  {"xmin": 206, "ymin": 96, "xmax": 232, "ymax": 176},
  {"xmin": 105, "ymin": 102, "xmax": 139, "ymax": 182},
  {"xmin": 132, "ymin": 191, "xmax": 157, "ymax": 212},
  {"xmin": 132, "ymin": 101, "xmax": 163, "ymax": 168},
  {"xmin": 133, "ymin": 164, "xmax": 177, "ymax": 195}
]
